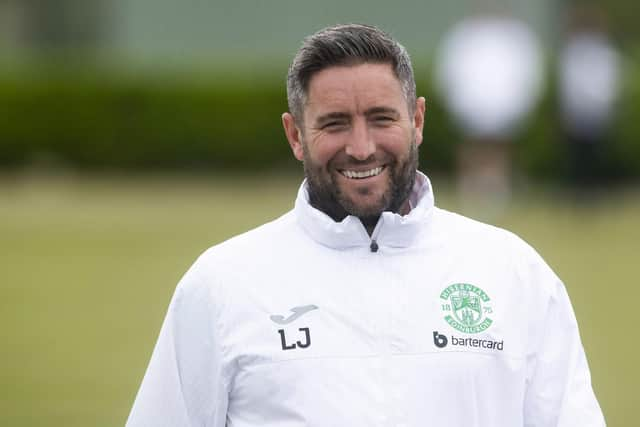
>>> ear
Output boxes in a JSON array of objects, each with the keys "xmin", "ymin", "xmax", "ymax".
[
  {"xmin": 413, "ymin": 97, "xmax": 426, "ymax": 147},
  {"xmin": 282, "ymin": 112, "xmax": 304, "ymax": 161}
]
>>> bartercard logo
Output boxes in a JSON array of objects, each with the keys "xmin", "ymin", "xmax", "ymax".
[
  {"xmin": 433, "ymin": 331, "xmax": 448, "ymax": 348},
  {"xmin": 433, "ymin": 331, "xmax": 504, "ymax": 351}
]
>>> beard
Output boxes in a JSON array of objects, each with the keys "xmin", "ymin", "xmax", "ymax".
[{"xmin": 303, "ymin": 136, "xmax": 419, "ymax": 226}]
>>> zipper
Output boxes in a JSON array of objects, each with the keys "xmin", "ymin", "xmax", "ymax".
[{"xmin": 369, "ymin": 215, "xmax": 384, "ymax": 253}]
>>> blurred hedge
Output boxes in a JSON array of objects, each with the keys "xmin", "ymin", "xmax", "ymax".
[
  {"xmin": 0, "ymin": 68, "xmax": 639, "ymax": 181},
  {"xmin": 0, "ymin": 74, "xmax": 292, "ymax": 171}
]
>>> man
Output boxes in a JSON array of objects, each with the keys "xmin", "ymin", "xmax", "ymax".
[
  {"xmin": 127, "ymin": 24, "xmax": 605, "ymax": 426},
  {"xmin": 434, "ymin": 13, "xmax": 543, "ymax": 214},
  {"xmin": 559, "ymin": 4, "xmax": 620, "ymax": 195}
]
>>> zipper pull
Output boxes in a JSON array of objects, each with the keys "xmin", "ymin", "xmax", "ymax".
[{"xmin": 370, "ymin": 240, "xmax": 379, "ymax": 253}]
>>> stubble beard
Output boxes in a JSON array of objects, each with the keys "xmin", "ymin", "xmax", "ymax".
[{"xmin": 303, "ymin": 137, "xmax": 419, "ymax": 226}]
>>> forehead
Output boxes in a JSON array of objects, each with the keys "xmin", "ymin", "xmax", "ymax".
[{"xmin": 304, "ymin": 63, "xmax": 406, "ymax": 117}]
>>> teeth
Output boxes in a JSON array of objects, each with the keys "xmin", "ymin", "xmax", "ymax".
[{"xmin": 341, "ymin": 166, "xmax": 384, "ymax": 179}]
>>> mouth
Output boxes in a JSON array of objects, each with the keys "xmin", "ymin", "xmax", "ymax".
[{"xmin": 339, "ymin": 166, "xmax": 385, "ymax": 180}]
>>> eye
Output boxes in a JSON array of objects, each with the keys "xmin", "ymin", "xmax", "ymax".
[
  {"xmin": 372, "ymin": 116, "xmax": 395, "ymax": 126},
  {"xmin": 321, "ymin": 121, "xmax": 348, "ymax": 131}
]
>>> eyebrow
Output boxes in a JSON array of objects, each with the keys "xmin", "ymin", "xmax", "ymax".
[{"xmin": 364, "ymin": 106, "xmax": 401, "ymax": 118}]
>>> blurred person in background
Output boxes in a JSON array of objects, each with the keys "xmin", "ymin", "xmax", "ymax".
[
  {"xmin": 559, "ymin": 3, "xmax": 620, "ymax": 196},
  {"xmin": 434, "ymin": 10, "xmax": 543, "ymax": 216},
  {"xmin": 127, "ymin": 23, "xmax": 604, "ymax": 427}
]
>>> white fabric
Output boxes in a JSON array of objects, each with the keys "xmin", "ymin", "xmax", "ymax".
[{"xmin": 127, "ymin": 172, "xmax": 605, "ymax": 427}]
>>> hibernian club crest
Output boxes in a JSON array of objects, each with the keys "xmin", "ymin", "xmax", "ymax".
[{"xmin": 440, "ymin": 283, "xmax": 493, "ymax": 334}]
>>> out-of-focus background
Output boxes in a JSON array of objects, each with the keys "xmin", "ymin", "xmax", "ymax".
[{"xmin": 0, "ymin": 0, "xmax": 638, "ymax": 425}]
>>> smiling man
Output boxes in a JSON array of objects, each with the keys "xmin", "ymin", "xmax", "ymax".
[
  {"xmin": 127, "ymin": 24, "xmax": 605, "ymax": 427},
  {"xmin": 283, "ymin": 61, "xmax": 424, "ymax": 234}
]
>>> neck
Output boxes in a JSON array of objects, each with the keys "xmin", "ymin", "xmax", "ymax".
[
  {"xmin": 359, "ymin": 198, "xmax": 412, "ymax": 236},
  {"xmin": 360, "ymin": 215, "xmax": 380, "ymax": 236}
]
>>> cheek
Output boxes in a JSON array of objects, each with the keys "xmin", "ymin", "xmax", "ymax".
[
  {"xmin": 307, "ymin": 135, "xmax": 347, "ymax": 165},
  {"xmin": 371, "ymin": 127, "xmax": 413, "ymax": 155}
]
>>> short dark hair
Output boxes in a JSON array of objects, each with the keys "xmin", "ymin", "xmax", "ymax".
[{"xmin": 286, "ymin": 23, "xmax": 417, "ymax": 124}]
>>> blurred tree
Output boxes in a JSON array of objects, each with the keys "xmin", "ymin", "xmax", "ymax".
[
  {"xmin": 568, "ymin": 0, "xmax": 640, "ymax": 46},
  {"xmin": 1, "ymin": 0, "xmax": 111, "ymax": 53}
]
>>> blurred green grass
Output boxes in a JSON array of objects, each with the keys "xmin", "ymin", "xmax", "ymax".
[{"xmin": 0, "ymin": 174, "xmax": 637, "ymax": 426}]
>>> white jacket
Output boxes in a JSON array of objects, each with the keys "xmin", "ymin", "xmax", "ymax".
[{"xmin": 127, "ymin": 172, "xmax": 605, "ymax": 427}]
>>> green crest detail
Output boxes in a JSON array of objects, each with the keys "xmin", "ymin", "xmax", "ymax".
[{"xmin": 440, "ymin": 283, "xmax": 493, "ymax": 334}]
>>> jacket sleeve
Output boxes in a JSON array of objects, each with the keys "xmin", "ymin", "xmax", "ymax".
[
  {"xmin": 126, "ymin": 262, "xmax": 229, "ymax": 427},
  {"xmin": 520, "ymin": 245, "xmax": 605, "ymax": 427}
]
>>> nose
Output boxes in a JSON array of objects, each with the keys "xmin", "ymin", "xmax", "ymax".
[{"xmin": 345, "ymin": 119, "xmax": 375, "ymax": 160}]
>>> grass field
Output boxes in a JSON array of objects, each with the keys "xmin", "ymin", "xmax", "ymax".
[{"xmin": 1, "ymin": 173, "xmax": 638, "ymax": 426}]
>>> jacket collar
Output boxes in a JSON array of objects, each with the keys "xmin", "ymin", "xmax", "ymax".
[{"xmin": 294, "ymin": 171, "xmax": 435, "ymax": 250}]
